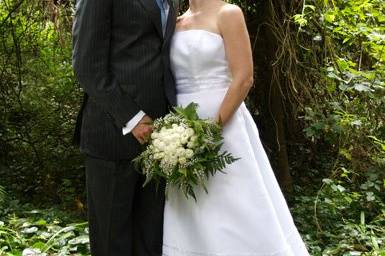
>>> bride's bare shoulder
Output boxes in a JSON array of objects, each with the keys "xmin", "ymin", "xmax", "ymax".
[
  {"xmin": 217, "ymin": 3, "xmax": 245, "ymax": 29},
  {"xmin": 217, "ymin": 3, "xmax": 244, "ymax": 19}
]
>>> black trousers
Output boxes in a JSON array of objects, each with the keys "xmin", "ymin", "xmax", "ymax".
[{"xmin": 85, "ymin": 156, "xmax": 165, "ymax": 256}]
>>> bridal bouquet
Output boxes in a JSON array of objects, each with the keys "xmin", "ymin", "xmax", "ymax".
[{"xmin": 133, "ymin": 103, "xmax": 238, "ymax": 200}]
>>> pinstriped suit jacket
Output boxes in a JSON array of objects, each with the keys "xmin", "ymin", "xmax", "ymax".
[{"xmin": 72, "ymin": 0, "xmax": 177, "ymax": 160}]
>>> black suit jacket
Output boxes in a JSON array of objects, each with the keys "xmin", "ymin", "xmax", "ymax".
[{"xmin": 72, "ymin": 0, "xmax": 177, "ymax": 160}]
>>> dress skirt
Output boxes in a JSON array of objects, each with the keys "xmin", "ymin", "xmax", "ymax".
[{"xmin": 162, "ymin": 87, "xmax": 310, "ymax": 256}]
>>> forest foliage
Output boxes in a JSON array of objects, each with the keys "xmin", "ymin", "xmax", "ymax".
[{"xmin": 0, "ymin": 0, "xmax": 384, "ymax": 255}]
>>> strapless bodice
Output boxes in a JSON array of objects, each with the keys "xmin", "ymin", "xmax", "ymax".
[{"xmin": 170, "ymin": 30, "xmax": 232, "ymax": 94}]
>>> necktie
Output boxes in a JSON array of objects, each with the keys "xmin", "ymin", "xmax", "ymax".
[{"xmin": 155, "ymin": 0, "xmax": 169, "ymax": 36}]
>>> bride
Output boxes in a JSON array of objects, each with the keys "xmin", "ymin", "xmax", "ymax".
[{"xmin": 162, "ymin": 0, "xmax": 310, "ymax": 255}]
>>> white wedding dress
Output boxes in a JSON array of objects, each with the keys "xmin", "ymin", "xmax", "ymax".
[{"xmin": 162, "ymin": 29, "xmax": 310, "ymax": 256}]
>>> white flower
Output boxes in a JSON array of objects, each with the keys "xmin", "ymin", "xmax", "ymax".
[
  {"xmin": 161, "ymin": 142, "xmax": 169, "ymax": 151},
  {"xmin": 176, "ymin": 126, "xmax": 185, "ymax": 133},
  {"xmin": 170, "ymin": 134, "xmax": 182, "ymax": 144},
  {"xmin": 171, "ymin": 157, "xmax": 178, "ymax": 164},
  {"xmin": 153, "ymin": 153, "xmax": 162, "ymax": 160},
  {"xmin": 190, "ymin": 135, "xmax": 198, "ymax": 142},
  {"xmin": 151, "ymin": 132, "xmax": 159, "ymax": 139},
  {"xmin": 186, "ymin": 128, "xmax": 195, "ymax": 137},
  {"xmin": 158, "ymin": 132, "xmax": 167, "ymax": 140},
  {"xmin": 169, "ymin": 142, "xmax": 180, "ymax": 151},
  {"xmin": 184, "ymin": 149, "xmax": 194, "ymax": 159},
  {"xmin": 164, "ymin": 155, "xmax": 178, "ymax": 166},
  {"xmin": 178, "ymin": 130, "xmax": 191, "ymax": 144},
  {"xmin": 180, "ymin": 137, "xmax": 189, "ymax": 144},
  {"xmin": 187, "ymin": 141, "xmax": 196, "ymax": 149},
  {"xmin": 175, "ymin": 148, "xmax": 184, "ymax": 156},
  {"xmin": 178, "ymin": 157, "xmax": 187, "ymax": 165}
]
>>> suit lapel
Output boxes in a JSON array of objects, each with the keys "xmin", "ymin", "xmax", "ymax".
[{"xmin": 138, "ymin": 0, "xmax": 163, "ymax": 38}]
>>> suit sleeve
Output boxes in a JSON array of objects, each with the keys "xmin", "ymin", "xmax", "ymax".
[
  {"xmin": 122, "ymin": 110, "xmax": 146, "ymax": 135},
  {"xmin": 72, "ymin": 0, "xmax": 141, "ymax": 128}
]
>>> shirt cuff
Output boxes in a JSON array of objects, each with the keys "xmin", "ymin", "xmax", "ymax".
[{"xmin": 122, "ymin": 110, "xmax": 146, "ymax": 135}]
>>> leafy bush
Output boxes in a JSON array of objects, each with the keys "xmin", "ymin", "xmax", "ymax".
[
  {"xmin": 292, "ymin": 168, "xmax": 385, "ymax": 255},
  {"xmin": 0, "ymin": 202, "xmax": 89, "ymax": 255},
  {"xmin": 287, "ymin": 0, "xmax": 385, "ymax": 254},
  {"xmin": 0, "ymin": 0, "xmax": 84, "ymax": 208}
]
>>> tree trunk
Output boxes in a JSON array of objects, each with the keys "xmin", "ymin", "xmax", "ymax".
[{"xmin": 247, "ymin": 0, "xmax": 293, "ymax": 193}]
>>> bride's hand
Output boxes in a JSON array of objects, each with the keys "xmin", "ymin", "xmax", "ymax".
[{"xmin": 214, "ymin": 115, "xmax": 224, "ymax": 128}]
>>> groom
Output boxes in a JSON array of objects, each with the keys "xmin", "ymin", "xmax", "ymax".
[{"xmin": 72, "ymin": 0, "xmax": 176, "ymax": 255}]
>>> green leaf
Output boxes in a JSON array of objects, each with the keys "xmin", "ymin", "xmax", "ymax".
[
  {"xmin": 174, "ymin": 102, "xmax": 199, "ymax": 120},
  {"xmin": 179, "ymin": 168, "xmax": 188, "ymax": 176},
  {"xmin": 304, "ymin": 5, "xmax": 316, "ymax": 11},
  {"xmin": 325, "ymin": 13, "xmax": 336, "ymax": 23},
  {"xmin": 360, "ymin": 211, "xmax": 365, "ymax": 226},
  {"xmin": 68, "ymin": 235, "xmax": 89, "ymax": 245},
  {"xmin": 32, "ymin": 242, "xmax": 46, "ymax": 250},
  {"xmin": 354, "ymin": 83, "xmax": 372, "ymax": 92},
  {"xmin": 34, "ymin": 219, "xmax": 47, "ymax": 226}
]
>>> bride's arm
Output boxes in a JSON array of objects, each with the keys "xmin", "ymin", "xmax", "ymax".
[{"xmin": 215, "ymin": 4, "xmax": 254, "ymax": 126}]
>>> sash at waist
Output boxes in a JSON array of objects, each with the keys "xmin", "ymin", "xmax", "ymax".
[{"xmin": 176, "ymin": 77, "xmax": 231, "ymax": 94}]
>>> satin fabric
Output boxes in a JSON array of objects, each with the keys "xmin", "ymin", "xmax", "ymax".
[{"xmin": 163, "ymin": 30, "xmax": 310, "ymax": 256}]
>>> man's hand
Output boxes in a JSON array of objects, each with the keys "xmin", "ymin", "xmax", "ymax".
[{"xmin": 131, "ymin": 115, "xmax": 153, "ymax": 144}]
